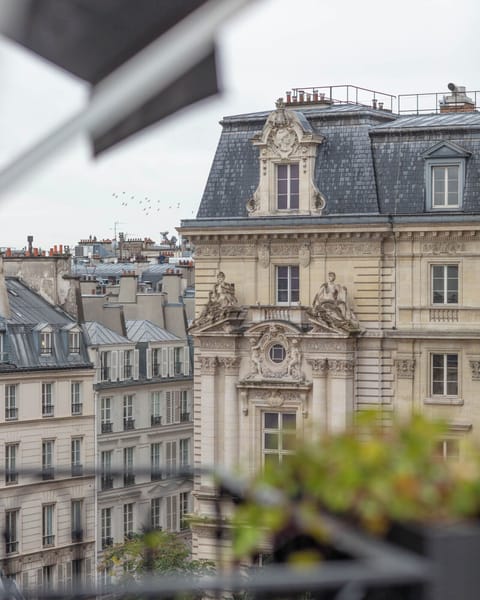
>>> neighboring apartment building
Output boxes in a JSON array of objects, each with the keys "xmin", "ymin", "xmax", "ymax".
[
  {"xmin": 78, "ymin": 271, "xmax": 194, "ymax": 563},
  {"xmin": 180, "ymin": 84, "xmax": 480, "ymax": 559},
  {"xmin": 0, "ymin": 265, "xmax": 95, "ymax": 589}
]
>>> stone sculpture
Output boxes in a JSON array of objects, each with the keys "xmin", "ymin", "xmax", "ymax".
[{"xmin": 308, "ymin": 272, "xmax": 360, "ymax": 334}]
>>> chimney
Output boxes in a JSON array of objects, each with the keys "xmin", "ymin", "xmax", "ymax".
[
  {"xmin": 162, "ymin": 269, "xmax": 183, "ymax": 303},
  {"xmin": 440, "ymin": 83, "xmax": 475, "ymax": 113},
  {"xmin": 27, "ymin": 235, "xmax": 33, "ymax": 255},
  {"xmin": 118, "ymin": 272, "xmax": 138, "ymax": 303},
  {"xmin": 0, "ymin": 256, "xmax": 11, "ymax": 318}
]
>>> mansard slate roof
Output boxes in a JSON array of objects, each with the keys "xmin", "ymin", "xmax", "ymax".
[
  {"xmin": 194, "ymin": 103, "xmax": 480, "ymax": 222},
  {"xmin": 2, "ymin": 277, "xmax": 91, "ymax": 371},
  {"xmin": 82, "ymin": 321, "xmax": 131, "ymax": 346},
  {"xmin": 126, "ymin": 319, "xmax": 180, "ymax": 343}
]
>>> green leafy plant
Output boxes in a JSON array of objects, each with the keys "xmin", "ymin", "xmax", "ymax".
[
  {"xmin": 232, "ymin": 413, "xmax": 480, "ymax": 561},
  {"xmin": 99, "ymin": 530, "xmax": 215, "ymax": 579}
]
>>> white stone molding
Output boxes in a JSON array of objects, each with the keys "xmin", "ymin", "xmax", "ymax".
[
  {"xmin": 199, "ymin": 338, "xmax": 236, "ymax": 351},
  {"xmin": 395, "ymin": 359, "xmax": 416, "ymax": 379},
  {"xmin": 199, "ymin": 355, "xmax": 218, "ymax": 375},
  {"xmin": 307, "ymin": 358, "xmax": 329, "ymax": 377},
  {"xmin": 221, "ymin": 244, "xmax": 256, "ymax": 257},
  {"xmin": 194, "ymin": 243, "xmax": 220, "ymax": 257},
  {"xmin": 218, "ymin": 356, "xmax": 241, "ymax": 375},
  {"xmin": 258, "ymin": 242, "xmax": 270, "ymax": 268},
  {"xmin": 328, "ymin": 359, "xmax": 355, "ymax": 378}
]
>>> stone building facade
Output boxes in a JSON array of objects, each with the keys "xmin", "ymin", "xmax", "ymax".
[{"xmin": 180, "ymin": 87, "xmax": 480, "ymax": 559}]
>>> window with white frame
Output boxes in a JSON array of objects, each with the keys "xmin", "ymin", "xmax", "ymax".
[
  {"xmin": 432, "ymin": 265, "xmax": 458, "ymax": 304},
  {"xmin": 0, "ymin": 332, "xmax": 6, "ymax": 362},
  {"xmin": 101, "ymin": 451, "xmax": 113, "ymax": 490},
  {"xmin": 179, "ymin": 438, "xmax": 190, "ymax": 468},
  {"xmin": 100, "ymin": 397, "xmax": 112, "ymax": 433},
  {"xmin": 42, "ymin": 504, "xmax": 55, "ymax": 546},
  {"xmin": 5, "ymin": 509, "xmax": 19, "ymax": 554},
  {"xmin": 42, "ymin": 383, "xmax": 54, "ymax": 417},
  {"xmin": 429, "ymin": 163, "xmax": 463, "ymax": 209},
  {"xmin": 436, "ymin": 438, "xmax": 460, "ymax": 461},
  {"xmin": 276, "ymin": 163, "xmax": 299, "ymax": 209},
  {"xmin": 5, "ymin": 384, "xmax": 17, "ymax": 420},
  {"xmin": 123, "ymin": 503, "xmax": 134, "ymax": 539},
  {"xmin": 151, "ymin": 443, "xmax": 162, "ymax": 481},
  {"xmin": 123, "ymin": 350, "xmax": 133, "ymax": 379},
  {"xmin": 263, "ymin": 412, "xmax": 297, "ymax": 467},
  {"xmin": 123, "ymin": 447, "xmax": 135, "ymax": 486},
  {"xmin": 71, "ymin": 382, "xmax": 82, "ymax": 415},
  {"xmin": 151, "ymin": 498, "xmax": 162, "ymax": 530},
  {"xmin": 101, "ymin": 508, "xmax": 112, "ymax": 548},
  {"xmin": 100, "ymin": 351, "xmax": 110, "ymax": 381},
  {"xmin": 174, "ymin": 347, "xmax": 183, "ymax": 376},
  {"xmin": 42, "ymin": 440, "xmax": 54, "ymax": 479},
  {"xmin": 68, "ymin": 331, "xmax": 80, "ymax": 354},
  {"xmin": 180, "ymin": 492, "xmax": 190, "ymax": 530},
  {"xmin": 152, "ymin": 348, "xmax": 161, "ymax": 376},
  {"xmin": 165, "ymin": 441, "xmax": 177, "ymax": 476},
  {"xmin": 5, "ymin": 443, "xmax": 18, "ymax": 484},
  {"xmin": 431, "ymin": 353, "xmax": 458, "ymax": 396},
  {"xmin": 276, "ymin": 266, "xmax": 299, "ymax": 304},
  {"xmin": 71, "ymin": 438, "xmax": 82, "ymax": 476},
  {"xmin": 40, "ymin": 331, "xmax": 52, "ymax": 355},
  {"xmin": 123, "ymin": 395, "xmax": 135, "ymax": 430},
  {"xmin": 180, "ymin": 390, "xmax": 190, "ymax": 422},
  {"xmin": 151, "ymin": 391, "xmax": 162, "ymax": 425},
  {"xmin": 165, "ymin": 391, "xmax": 175, "ymax": 424},
  {"xmin": 166, "ymin": 496, "xmax": 178, "ymax": 531},
  {"xmin": 71, "ymin": 500, "xmax": 83, "ymax": 542}
]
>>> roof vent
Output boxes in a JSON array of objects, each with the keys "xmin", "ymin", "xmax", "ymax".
[{"xmin": 440, "ymin": 83, "xmax": 475, "ymax": 113}]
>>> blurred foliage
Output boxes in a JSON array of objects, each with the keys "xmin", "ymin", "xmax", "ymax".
[
  {"xmin": 232, "ymin": 413, "xmax": 480, "ymax": 561},
  {"xmin": 98, "ymin": 530, "xmax": 215, "ymax": 579}
]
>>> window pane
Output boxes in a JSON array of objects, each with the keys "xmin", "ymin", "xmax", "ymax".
[
  {"xmin": 277, "ymin": 165, "xmax": 288, "ymax": 179},
  {"xmin": 282, "ymin": 413, "xmax": 296, "ymax": 430},
  {"xmin": 264, "ymin": 413, "xmax": 278, "ymax": 429},
  {"xmin": 290, "ymin": 192, "xmax": 299, "ymax": 209},
  {"xmin": 264, "ymin": 433, "xmax": 279, "ymax": 450},
  {"xmin": 264, "ymin": 454, "xmax": 279, "ymax": 468},
  {"xmin": 277, "ymin": 194, "xmax": 288, "ymax": 209},
  {"xmin": 289, "ymin": 164, "xmax": 299, "ymax": 178}
]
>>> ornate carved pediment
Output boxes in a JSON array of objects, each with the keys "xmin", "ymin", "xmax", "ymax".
[
  {"xmin": 246, "ymin": 99, "xmax": 325, "ymax": 216},
  {"xmin": 244, "ymin": 322, "xmax": 304, "ymax": 382}
]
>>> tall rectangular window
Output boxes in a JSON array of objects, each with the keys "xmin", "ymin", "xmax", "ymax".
[
  {"xmin": 152, "ymin": 348, "xmax": 161, "ymax": 376},
  {"xmin": 263, "ymin": 412, "xmax": 297, "ymax": 467},
  {"xmin": 100, "ymin": 398, "xmax": 112, "ymax": 433},
  {"xmin": 71, "ymin": 438, "xmax": 82, "ymax": 476},
  {"xmin": 71, "ymin": 382, "xmax": 82, "ymax": 415},
  {"xmin": 165, "ymin": 391, "xmax": 174, "ymax": 424},
  {"xmin": 0, "ymin": 332, "xmax": 6, "ymax": 362},
  {"xmin": 174, "ymin": 347, "xmax": 183, "ymax": 376},
  {"xmin": 42, "ymin": 383, "xmax": 54, "ymax": 417},
  {"xmin": 42, "ymin": 504, "xmax": 55, "ymax": 546},
  {"xmin": 432, "ymin": 265, "xmax": 458, "ymax": 304},
  {"xmin": 431, "ymin": 353, "xmax": 458, "ymax": 396},
  {"xmin": 166, "ymin": 496, "xmax": 178, "ymax": 532},
  {"xmin": 277, "ymin": 163, "xmax": 299, "ymax": 209},
  {"xmin": 71, "ymin": 500, "xmax": 83, "ymax": 542},
  {"xmin": 151, "ymin": 391, "xmax": 162, "ymax": 425},
  {"xmin": 165, "ymin": 441, "xmax": 177, "ymax": 476},
  {"xmin": 100, "ymin": 352, "xmax": 110, "ymax": 381},
  {"xmin": 179, "ymin": 438, "xmax": 190, "ymax": 468},
  {"xmin": 180, "ymin": 492, "xmax": 190, "ymax": 531},
  {"xmin": 101, "ymin": 508, "xmax": 112, "ymax": 548},
  {"xmin": 5, "ymin": 444, "xmax": 18, "ymax": 485},
  {"xmin": 123, "ymin": 395, "xmax": 135, "ymax": 430},
  {"xmin": 42, "ymin": 440, "xmax": 54, "ymax": 480},
  {"xmin": 151, "ymin": 443, "xmax": 162, "ymax": 481},
  {"xmin": 276, "ymin": 266, "xmax": 300, "ymax": 304},
  {"xmin": 123, "ymin": 503, "xmax": 134, "ymax": 539},
  {"xmin": 180, "ymin": 391, "xmax": 190, "ymax": 422},
  {"xmin": 5, "ymin": 509, "xmax": 19, "ymax": 554},
  {"xmin": 123, "ymin": 447, "xmax": 135, "ymax": 486},
  {"xmin": 151, "ymin": 498, "xmax": 161, "ymax": 530},
  {"xmin": 432, "ymin": 165, "xmax": 460, "ymax": 208},
  {"xmin": 69, "ymin": 331, "xmax": 80, "ymax": 354},
  {"xmin": 5, "ymin": 385, "xmax": 17, "ymax": 420},
  {"xmin": 101, "ymin": 451, "xmax": 113, "ymax": 490},
  {"xmin": 40, "ymin": 331, "xmax": 52, "ymax": 355},
  {"xmin": 123, "ymin": 350, "xmax": 133, "ymax": 379}
]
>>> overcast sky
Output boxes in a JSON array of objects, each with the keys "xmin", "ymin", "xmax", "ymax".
[{"xmin": 0, "ymin": 0, "xmax": 478, "ymax": 251}]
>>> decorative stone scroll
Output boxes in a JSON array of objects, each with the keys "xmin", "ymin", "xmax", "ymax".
[
  {"xmin": 218, "ymin": 356, "xmax": 240, "ymax": 375},
  {"xmin": 307, "ymin": 358, "xmax": 329, "ymax": 377},
  {"xmin": 307, "ymin": 272, "xmax": 361, "ymax": 335},
  {"xmin": 247, "ymin": 324, "xmax": 304, "ymax": 381},
  {"xmin": 395, "ymin": 359, "xmax": 416, "ymax": 379},
  {"xmin": 328, "ymin": 359, "xmax": 355, "ymax": 378}
]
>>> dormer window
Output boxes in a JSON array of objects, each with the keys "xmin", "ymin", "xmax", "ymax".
[
  {"xmin": 423, "ymin": 141, "xmax": 470, "ymax": 211},
  {"xmin": 68, "ymin": 330, "xmax": 80, "ymax": 354},
  {"xmin": 277, "ymin": 164, "xmax": 299, "ymax": 209},
  {"xmin": 40, "ymin": 331, "xmax": 52, "ymax": 355}
]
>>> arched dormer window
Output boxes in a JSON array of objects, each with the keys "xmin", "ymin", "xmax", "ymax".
[
  {"xmin": 423, "ymin": 141, "xmax": 471, "ymax": 211},
  {"xmin": 247, "ymin": 99, "xmax": 325, "ymax": 217}
]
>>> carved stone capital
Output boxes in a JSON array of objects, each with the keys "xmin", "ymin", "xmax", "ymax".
[
  {"xmin": 307, "ymin": 358, "xmax": 329, "ymax": 377},
  {"xmin": 218, "ymin": 356, "xmax": 241, "ymax": 375},
  {"xmin": 395, "ymin": 359, "xmax": 415, "ymax": 379},
  {"xmin": 199, "ymin": 356, "xmax": 218, "ymax": 375},
  {"xmin": 328, "ymin": 359, "xmax": 355, "ymax": 378},
  {"xmin": 470, "ymin": 360, "xmax": 480, "ymax": 380}
]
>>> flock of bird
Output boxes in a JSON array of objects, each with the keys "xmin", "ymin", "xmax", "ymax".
[{"xmin": 112, "ymin": 192, "xmax": 192, "ymax": 216}]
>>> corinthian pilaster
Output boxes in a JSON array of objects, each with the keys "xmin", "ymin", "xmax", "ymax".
[
  {"xmin": 218, "ymin": 356, "xmax": 240, "ymax": 468},
  {"xmin": 328, "ymin": 359, "xmax": 355, "ymax": 378},
  {"xmin": 199, "ymin": 355, "xmax": 218, "ymax": 375},
  {"xmin": 307, "ymin": 358, "xmax": 328, "ymax": 431}
]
